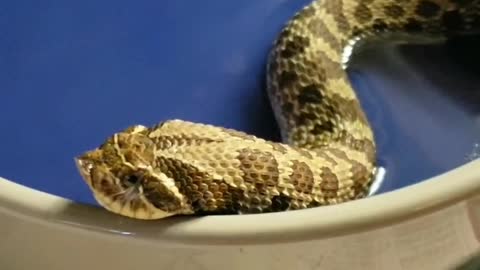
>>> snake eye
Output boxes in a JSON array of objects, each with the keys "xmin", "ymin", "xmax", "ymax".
[{"xmin": 125, "ymin": 174, "xmax": 141, "ymax": 186}]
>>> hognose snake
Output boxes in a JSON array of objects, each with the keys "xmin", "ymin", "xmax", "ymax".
[{"xmin": 75, "ymin": 0, "xmax": 480, "ymax": 219}]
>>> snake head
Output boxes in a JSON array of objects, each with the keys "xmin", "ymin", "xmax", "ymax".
[{"xmin": 75, "ymin": 125, "xmax": 192, "ymax": 219}]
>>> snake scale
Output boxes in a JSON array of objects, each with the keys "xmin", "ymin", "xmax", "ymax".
[{"xmin": 75, "ymin": 0, "xmax": 480, "ymax": 219}]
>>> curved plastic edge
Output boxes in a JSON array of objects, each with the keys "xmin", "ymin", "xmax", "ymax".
[{"xmin": 0, "ymin": 159, "xmax": 479, "ymax": 246}]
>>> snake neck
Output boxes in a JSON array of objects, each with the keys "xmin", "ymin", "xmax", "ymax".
[{"xmin": 266, "ymin": 0, "xmax": 480, "ymax": 157}]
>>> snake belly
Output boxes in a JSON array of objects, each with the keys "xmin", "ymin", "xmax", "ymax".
[{"xmin": 75, "ymin": 0, "xmax": 480, "ymax": 219}]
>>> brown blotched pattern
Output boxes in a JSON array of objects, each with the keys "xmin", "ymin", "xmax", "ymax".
[
  {"xmin": 324, "ymin": 0, "xmax": 351, "ymax": 34},
  {"xmin": 76, "ymin": 0, "xmax": 480, "ymax": 219},
  {"xmin": 384, "ymin": 4, "xmax": 405, "ymax": 18},
  {"xmin": 319, "ymin": 167, "xmax": 340, "ymax": 200},
  {"xmin": 290, "ymin": 160, "xmax": 315, "ymax": 194},
  {"xmin": 157, "ymin": 156, "xmax": 247, "ymax": 214},
  {"xmin": 355, "ymin": 3, "xmax": 374, "ymax": 23},
  {"xmin": 237, "ymin": 148, "xmax": 280, "ymax": 212}
]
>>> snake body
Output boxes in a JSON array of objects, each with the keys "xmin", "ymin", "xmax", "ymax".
[{"xmin": 75, "ymin": 0, "xmax": 480, "ymax": 219}]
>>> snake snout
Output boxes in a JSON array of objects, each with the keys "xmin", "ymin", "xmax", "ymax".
[{"xmin": 74, "ymin": 156, "xmax": 94, "ymax": 186}]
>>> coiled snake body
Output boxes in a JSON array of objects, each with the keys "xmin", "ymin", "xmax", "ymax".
[{"xmin": 75, "ymin": 0, "xmax": 480, "ymax": 219}]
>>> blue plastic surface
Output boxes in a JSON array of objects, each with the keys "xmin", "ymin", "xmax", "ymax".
[{"xmin": 1, "ymin": 1, "xmax": 479, "ymax": 206}]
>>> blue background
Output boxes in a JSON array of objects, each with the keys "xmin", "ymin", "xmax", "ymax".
[{"xmin": 1, "ymin": 0, "xmax": 479, "ymax": 206}]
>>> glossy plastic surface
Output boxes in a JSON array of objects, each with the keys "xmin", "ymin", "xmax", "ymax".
[{"xmin": 1, "ymin": 0, "xmax": 479, "ymax": 206}]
